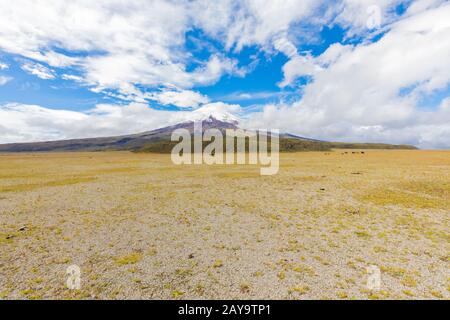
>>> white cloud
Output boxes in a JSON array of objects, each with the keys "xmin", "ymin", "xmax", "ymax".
[
  {"xmin": 0, "ymin": 1, "xmax": 424, "ymax": 92},
  {"xmin": 0, "ymin": 1, "xmax": 449, "ymax": 149},
  {"xmin": 244, "ymin": 2, "xmax": 450, "ymax": 149},
  {"xmin": 404, "ymin": 0, "xmax": 447, "ymax": 16},
  {"xmin": 0, "ymin": 76, "xmax": 12, "ymax": 85},
  {"xmin": 279, "ymin": 53, "xmax": 322, "ymax": 87},
  {"xmin": 331, "ymin": 0, "xmax": 402, "ymax": 36},
  {"xmin": 0, "ymin": 61, "xmax": 11, "ymax": 85},
  {"xmin": 0, "ymin": 0, "xmax": 328, "ymax": 96},
  {"xmin": 0, "ymin": 102, "xmax": 241, "ymax": 143},
  {"xmin": 148, "ymin": 90, "xmax": 209, "ymax": 109},
  {"xmin": 222, "ymin": 91, "xmax": 281, "ymax": 101},
  {"xmin": 21, "ymin": 62, "xmax": 55, "ymax": 80},
  {"xmin": 0, "ymin": 1, "xmax": 382, "ymax": 85},
  {"xmin": 279, "ymin": 43, "xmax": 355, "ymax": 87},
  {"xmin": 61, "ymin": 74, "xmax": 84, "ymax": 82},
  {"xmin": 195, "ymin": 0, "xmax": 323, "ymax": 51},
  {"xmin": 0, "ymin": 0, "xmax": 253, "ymax": 96}
]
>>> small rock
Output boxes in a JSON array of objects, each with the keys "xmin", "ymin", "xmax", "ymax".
[
  {"xmin": 18, "ymin": 226, "xmax": 27, "ymax": 231},
  {"xmin": 188, "ymin": 253, "xmax": 194, "ymax": 259}
]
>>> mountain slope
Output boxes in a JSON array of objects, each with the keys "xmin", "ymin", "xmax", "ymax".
[
  {"xmin": 0, "ymin": 117, "xmax": 237, "ymax": 152},
  {"xmin": 0, "ymin": 117, "xmax": 417, "ymax": 152}
]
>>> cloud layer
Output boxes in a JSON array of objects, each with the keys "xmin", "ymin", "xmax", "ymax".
[
  {"xmin": 0, "ymin": 102, "xmax": 240, "ymax": 143},
  {"xmin": 0, "ymin": 0, "xmax": 449, "ymax": 148}
]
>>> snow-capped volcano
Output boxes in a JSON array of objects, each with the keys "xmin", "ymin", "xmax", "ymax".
[
  {"xmin": 0, "ymin": 101, "xmax": 417, "ymax": 152},
  {"xmin": 187, "ymin": 103, "xmax": 240, "ymax": 124},
  {"xmin": 163, "ymin": 103, "xmax": 240, "ymax": 129}
]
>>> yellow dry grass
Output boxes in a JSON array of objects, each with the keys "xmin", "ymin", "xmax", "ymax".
[{"xmin": 0, "ymin": 150, "xmax": 448, "ymax": 300}]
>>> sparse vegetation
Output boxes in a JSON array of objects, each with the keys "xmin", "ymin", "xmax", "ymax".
[
  {"xmin": 212, "ymin": 259, "xmax": 223, "ymax": 268},
  {"xmin": 289, "ymin": 285, "xmax": 310, "ymax": 295},
  {"xmin": 114, "ymin": 252, "xmax": 143, "ymax": 265},
  {"xmin": 0, "ymin": 150, "xmax": 448, "ymax": 299}
]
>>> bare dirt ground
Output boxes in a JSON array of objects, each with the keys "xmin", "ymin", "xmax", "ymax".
[{"xmin": 0, "ymin": 150, "xmax": 448, "ymax": 300}]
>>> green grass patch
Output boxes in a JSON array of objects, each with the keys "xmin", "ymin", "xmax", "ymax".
[
  {"xmin": 114, "ymin": 252, "xmax": 143, "ymax": 265},
  {"xmin": 0, "ymin": 177, "xmax": 97, "ymax": 193}
]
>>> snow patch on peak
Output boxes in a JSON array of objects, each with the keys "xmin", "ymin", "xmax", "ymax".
[{"xmin": 189, "ymin": 103, "xmax": 240, "ymax": 124}]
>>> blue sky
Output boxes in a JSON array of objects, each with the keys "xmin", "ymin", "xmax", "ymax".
[
  {"xmin": 0, "ymin": 33, "xmax": 298, "ymax": 111},
  {"xmin": 0, "ymin": 0, "xmax": 449, "ymax": 148},
  {"xmin": 0, "ymin": 23, "xmax": 354, "ymax": 111}
]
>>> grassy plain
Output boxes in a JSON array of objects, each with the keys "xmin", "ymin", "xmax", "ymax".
[{"xmin": 0, "ymin": 150, "xmax": 448, "ymax": 299}]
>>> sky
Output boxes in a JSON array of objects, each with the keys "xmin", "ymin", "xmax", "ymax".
[{"xmin": 0, "ymin": 0, "xmax": 449, "ymax": 148}]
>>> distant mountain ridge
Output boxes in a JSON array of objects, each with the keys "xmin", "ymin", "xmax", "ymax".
[{"xmin": 0, "ymin": 116, "xmax": 417, "ymax": 152}]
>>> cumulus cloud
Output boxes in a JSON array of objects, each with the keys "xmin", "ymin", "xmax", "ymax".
[
  {"xmin": 193, "ymin": 0, "xmax": 322, "ymax": 51},
  {"xmin": 147, "ymin": 90, "xmax": 210, "ymax": 109},
  {"xmin": 0, "ymin": 0, "xmax": 250, "ymax": 96},
  {"xmin": 244, "ymin": 2, "xmax": 450, "ymax": 148},
  {"xmin": 330, "ymin": 0, "xmax": 401, "ymax": 35},
  {"xmin": 279, "ymin": 54, "xmax": 322, "ymax": 87},
  {"xmin": 0, "ymin": 1, "xmax": 327, "ymax": 92},
  {"xmin": 0, "ymin": 1, "xmax": 402, "ymax": 92}
]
